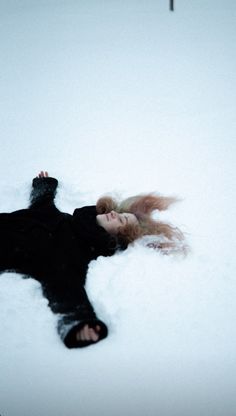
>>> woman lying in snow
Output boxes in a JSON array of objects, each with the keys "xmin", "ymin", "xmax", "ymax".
[{"xmin": 0, "ymin": 171, "xmax": 187, "ymax": 348}]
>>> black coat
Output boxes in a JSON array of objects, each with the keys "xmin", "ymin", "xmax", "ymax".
[{"xmin": 0, "ymin": 176, "xmax": 120, "ymax": 348}]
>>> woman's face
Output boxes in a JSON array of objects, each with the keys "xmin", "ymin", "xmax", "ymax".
[{"xmin": 96, "ymin": 210, "xmax": 138, "ymax": 234}]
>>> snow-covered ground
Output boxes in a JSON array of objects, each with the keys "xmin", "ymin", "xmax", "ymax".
[{"xmin": 0, "ymin": 1, "xmax": 235, "ymax": 415}]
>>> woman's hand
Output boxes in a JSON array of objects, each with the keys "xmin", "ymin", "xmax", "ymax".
[
  {"xmin": 37, "ymin": 171, "xmax": 49, "ymax": 178},
  {"xmin": 76, "ymin": 324, "xmax": 101, "ymax": 343}
]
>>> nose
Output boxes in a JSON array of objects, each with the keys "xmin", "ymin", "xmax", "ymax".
[{"xmin": 110, "ymin": 210, "xmax": 117, "ymax": 219}]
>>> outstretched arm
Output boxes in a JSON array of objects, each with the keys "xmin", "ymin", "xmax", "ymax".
[
  {"xmin": 42, "ymin": 277, "xmax": 108, "ymax": 348},
  {"xmin": 29, "ymin": 171, "xmax": 58, "ymax": 210}
]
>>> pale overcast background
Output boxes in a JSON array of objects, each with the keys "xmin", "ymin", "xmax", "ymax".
[{"xmin": 0, "ymin": 1, "xmax": 236, "ymax": 416}]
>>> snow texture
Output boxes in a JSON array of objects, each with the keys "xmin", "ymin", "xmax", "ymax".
[{"xmin": 0, "ymin": 1, "xmax": 236, "ymax": 415}]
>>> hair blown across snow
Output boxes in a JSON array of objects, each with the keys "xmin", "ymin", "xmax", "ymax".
[{"xmin": 96, "ymin": 193, "xmax": 189, "ymax": 255}]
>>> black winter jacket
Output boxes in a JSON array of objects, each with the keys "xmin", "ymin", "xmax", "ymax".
[{"xmin": 0, "ymin": 177, "xmax": 119, "ymax": 348}]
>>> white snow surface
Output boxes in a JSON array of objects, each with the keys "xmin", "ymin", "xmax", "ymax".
[{"xmin": 0, "ymin": 1, "xmax": 236, "ymax": 416}]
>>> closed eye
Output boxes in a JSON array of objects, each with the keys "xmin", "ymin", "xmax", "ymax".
[
  {"xmin": 120, "ymin": 215, "xmax": 128, "ymax": 225},
  {"xmin": 119, "ymin": 216, "xmax": 124, "ymax": 224}
]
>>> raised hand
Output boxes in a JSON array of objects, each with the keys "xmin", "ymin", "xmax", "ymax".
[
  {"xmin": 76, "ymin": 324, "xmax": 101, "ymax": 343},
  {"xmin": 37, "ymin": 171, "xmax": 49, "ymax": 178}
]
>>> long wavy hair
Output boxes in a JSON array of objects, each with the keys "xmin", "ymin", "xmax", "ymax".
[{"xmin": 96, "ymin": 193, "xmax": 189, "ymax": 255}]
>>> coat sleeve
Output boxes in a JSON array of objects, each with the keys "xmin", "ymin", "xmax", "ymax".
[
  {"xmin": 29, "ymin": 177, "xmax": 59, "ymax": 210},
  {"xmin": 42, "ymin": 277, "xmax": 108, "ymax": 348}
]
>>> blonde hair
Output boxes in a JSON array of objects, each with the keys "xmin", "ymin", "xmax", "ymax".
[{"xmin": 96, "ymin": 193, "xmax": 189, "ymax": 255}]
